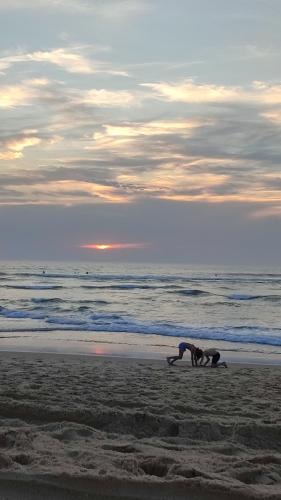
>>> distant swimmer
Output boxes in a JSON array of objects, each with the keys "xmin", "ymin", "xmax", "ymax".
[
  {"xmin": 167, "ymin": 342, "xmax": 203, "ymax": 367},
  {"xmin": 200, "ymin": 348, "xmax": 227, "ymax": 368}
]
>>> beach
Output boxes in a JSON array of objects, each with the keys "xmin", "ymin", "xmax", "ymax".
[{"xmin": 0, "ymin": 351, "xmax": 280, "ymax": 500}]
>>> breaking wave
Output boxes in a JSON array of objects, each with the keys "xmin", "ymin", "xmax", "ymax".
[{"xmin": 0, "ymin": 306, "xmax": 281, "ymax": 347}]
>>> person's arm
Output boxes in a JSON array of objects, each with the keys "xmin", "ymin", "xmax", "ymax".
[{"xmin": 191, "ymin": 350, "xmax": 195, "ymax": 367}]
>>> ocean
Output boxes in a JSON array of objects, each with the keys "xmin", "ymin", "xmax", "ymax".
[{"xmin": 0, "ymin": 261, "xmax": 281, "ymax": 364}]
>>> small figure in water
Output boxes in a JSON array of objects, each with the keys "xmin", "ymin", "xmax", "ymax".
[
  {"xmin": 200, "ymin": 348, "xmax": 227, "ymax": 368},
  {"xmin": 167, "ymin": 342, "xmax": 202, "ymax": 367}
]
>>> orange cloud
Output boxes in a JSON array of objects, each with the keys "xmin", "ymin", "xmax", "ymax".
[
  {"xmin": 7, "ymin": 137, "xmax": 42, "ymax": 152},
  {"xmin": 0, "ymin": 132, "xmax": 61, "ymax": 162},
  {"xmin": 1, "ymin": 180, "xmax": 132, "ymax": 205},
  {"xmin": 0, "ymin": 151, "xmax": 23, "ymax": 160},
  {"xmin": 250, "ymin": 206, "xmax": 281, "ymax": 218},
  {"xmin": 261, "ymin": 109, "xmax": 281, "ymax": 124},
  {"xmin": 160, "ymin": 190, "xmax": 281, "ymax": 204}
]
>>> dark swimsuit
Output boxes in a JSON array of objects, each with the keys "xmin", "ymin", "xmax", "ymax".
[{"xmin": 178, "ymin": 342, "xmax": 193, "ymax": 351}]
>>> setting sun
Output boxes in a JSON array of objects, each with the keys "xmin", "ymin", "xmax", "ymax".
[
  {"xmin": 80, "ymin": 242, "xmax": 147, "ymax": 251},
  {"xmin": 96, "ymin": 245, "xmax": 111, "ymax": 250}
]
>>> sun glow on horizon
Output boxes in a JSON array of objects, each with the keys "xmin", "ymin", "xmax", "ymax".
[
  {"xmin": 79, "ymin": 242, "xmax": 147, "ymax": 251},
  {"xmin": 96, "ymin": 244, "xmax": 111, "ymax": 250}
]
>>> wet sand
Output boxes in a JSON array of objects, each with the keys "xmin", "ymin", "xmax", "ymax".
[{"xmin": 0, "ymin": 351, "xmax": 280, "ymax": 499}]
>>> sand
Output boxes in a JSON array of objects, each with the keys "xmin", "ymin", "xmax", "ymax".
[{"xmin": 0, "ymin": 352, "xmax": 280, "ymax": 500}]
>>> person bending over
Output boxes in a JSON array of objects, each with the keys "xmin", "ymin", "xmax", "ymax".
[
  {"xmin": 167, "ymin": 342, "xmax": 202, "ymax": 367},
  {"xmin": 200, "ymin": 348, "xmax": 227, "ymax": 368}
]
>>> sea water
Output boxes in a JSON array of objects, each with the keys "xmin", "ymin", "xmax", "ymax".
[{"xmin": 0, "ymin": 261, "xmax": 281, "ymax": 363}]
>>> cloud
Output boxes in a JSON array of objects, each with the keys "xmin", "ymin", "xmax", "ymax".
[
  {"xmin": 251, "ymin": 205, "xmax": 281, "ymax": 218},
  {"xmin": 98, "ymin": 119, "xmax": 206, "ymax": 137},
  {"xmin": 252, "ymin": 81, "xmax": 281, "ymax": 104},
  {"xmin": 87, "ymin": 119, "xmax": 208, "ymax": 158},
  {"xmin": 141, "ymin": 80, "xmax": 242, "ymax": 103},
  {"xmin": 0, "ymin": 79, "xmax": 51, "ymax": 108},
  {"xmin": 0, "ymin": 129, "xmax": 61, "ymax": 160},
  {"xmin": 81, "ymin": 89, "xmax": 136, "ymax": 107},
  {"xmin": 0, "ymin": 126, "xmax": 280, "ymax": 206},
  {"xmin": 21, "ymin": 48, "xmax": 95, "ymax": 74},
  {"xmin": 0, "ymin": 0, "xmax": 149, "ymax": 17},
  {"xmin": 0, "ymin": 78, "xmax": 136, "ymax": 117},
  {"xmin": 6, "ymin": 136, "xmax": 41, "ymax": 152},
  {"xmin": 0, "ymin": 0, "xmax": 47, "ymax": 7},
  {"xmin": 261, "ymin": 109, "xmax": 281, "ymax": 124},
  {"xmin": 141, "ymin": 79, "xmax": 281, "ymax": 105},
  {"xmin": 116, "ymin": 167, "xmax": 229, "ymax": 200},
  {"xmin": 28, "ymin": 180, "xmax": 132, "ymax": 203},
  {"xmin": 0, "ymin": 152, "xmax": 22, "ymax": 160},
  {"xmin": 93, "ymin": 0, "xmax": 150, "ymax": 19},
  {"xmin": 0, "ymin": 0, "xmax": 92, "ymax": 11},
  {"xmin": 0, "ymin": 47, "xmax": 129, "ymax": 76},
  {"xmin": 0, "ymin": 84, "xmax": 36, "ymax": 108},
  {"xmin": 1, "ymin": 154, "xmax": 279, "ymax": 207},
  {"xmin": 0, "ymin": 173, "xmax": 133, "ymax": 205},
  {"xmin": 1, "ymin": 70, "xmax": 281, "ymax": 210}
]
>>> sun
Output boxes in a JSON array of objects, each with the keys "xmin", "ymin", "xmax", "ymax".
[
  {"xmin": 95, "ymin": 244, "xmax": 111, "ymax": 250},
  {"xmin": 79, "ymin": 242, "xmax": 148, "ymax": 251},
  {"xmin": 79, "ymin": 243, "xmax": 113, "ymax": 251}
]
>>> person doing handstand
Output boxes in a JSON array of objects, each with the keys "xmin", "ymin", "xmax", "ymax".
[
  {"xmin": 200, "ymin": 348, "xmax": 227, "ymax": 368},
  {"xmin": 167, "ymin": 342, "xmax": 202, "ymax": 367}
]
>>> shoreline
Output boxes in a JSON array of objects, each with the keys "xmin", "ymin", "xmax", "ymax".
[
  {"xmin": 0, "ymin": 348, "xmax": 281, "ymax": 367},
  {"xmin": 0, "ymin": 329, "xmax": 280, "ymax": 367}
]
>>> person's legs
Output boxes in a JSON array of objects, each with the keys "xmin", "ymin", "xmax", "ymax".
[{"xmin": 167, "ymin": 349, "xmax": 184, "ymax": 365}]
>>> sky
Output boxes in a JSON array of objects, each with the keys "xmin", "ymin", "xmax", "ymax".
[{"xmin": 0, "ymin": 0, "xmax": 281, "ymax": 264}]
